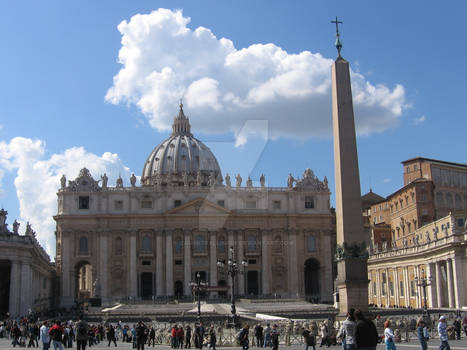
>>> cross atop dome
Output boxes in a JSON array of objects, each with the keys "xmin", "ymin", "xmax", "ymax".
[{"xmin": 172, "ymin": 101, "xmax": 193, "ymax": 136}]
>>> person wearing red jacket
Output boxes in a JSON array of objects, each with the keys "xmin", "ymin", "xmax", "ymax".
[{"xmin": 48, "ymin": 320, "xmax": 64, "ymax": 350}]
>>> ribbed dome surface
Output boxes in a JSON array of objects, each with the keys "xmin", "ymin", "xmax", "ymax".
[{"xmin": 141, "ymin": 105, "xmax": 222, "ymax": 186}]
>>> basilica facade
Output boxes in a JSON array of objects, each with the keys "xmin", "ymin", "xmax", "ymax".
[{"xmin": 55, "ymin": 105, "xmax": 336, "ymax": 308}]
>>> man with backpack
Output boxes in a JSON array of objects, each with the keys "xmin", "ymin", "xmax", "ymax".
[
  {"xmin": 238, "ymin": 324, "xmax": 249, "ymax": 350},
  {"xmin": 48, "ymin": 320, "xmax": 64, "ymax": 350},
  {"xmin": 75, "ymin": 316, "xmax": 89, "ymax": 350}
]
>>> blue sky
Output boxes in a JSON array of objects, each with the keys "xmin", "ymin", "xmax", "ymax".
[{"xmin": 0, "ymin": 1, "xmax": 466, "ymax": 255}]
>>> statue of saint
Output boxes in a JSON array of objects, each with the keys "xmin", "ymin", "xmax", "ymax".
[
  {"xmin": 60, "ymin": 174, "xmax": 66, "ymax": 189},
  {"xmin": 235, "ymin": 174, "xmax": 242, "ymax": 188},
  {"xmin": 260, "ymin": 174, "xmax": 265, "ymax": 188},
  {"xmin": 323, "ymin": 176, "xmax": 328, "ymax": 189},
  {"xmin": 12, "ymin": 220, "xmax": 19, "ymax": 234},
  {"xmin": 25, "ymin": 221, "xmax": 32, "ymax": 235},
  {"xmin": 196, "ymin": 171, "xmax": 202, "ymax": 187},
  {"xmin": 183, "ymin": 172, "xmax": 188, "ymax": 187},
  {"xmin": 130, "ymin": 173, "xmax": 137, "ymax": 187},
  {"xmin": 208, "ymin": 173, "xmax": 215, "ymax": 187},
  {"xmin": 225, "ymin": 173, "xmax": 231, "ymax": 188},
  {"xmin": 246, "ymin": 176, "xmax": 253, "ymax": 188},
  {"xmin": 287, "ymin": 173, "xmax": 295, "ymax": 188},
  {"xmin": 116, "ymin": 176, "xmax": 123, "ymax": 188},
  {"xmin": 101, "ymin": 173, "xmax": 108, "ymax": 188}
]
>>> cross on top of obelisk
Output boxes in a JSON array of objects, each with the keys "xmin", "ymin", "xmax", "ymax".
[{"xmin": 331, "ymin": 16, "xmax": 343, "ymax": 58}]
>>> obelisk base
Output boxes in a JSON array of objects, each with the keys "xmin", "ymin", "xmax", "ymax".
[{"xmin": 336, "ymin": 279, "xmax": 369, "ymax": 319}]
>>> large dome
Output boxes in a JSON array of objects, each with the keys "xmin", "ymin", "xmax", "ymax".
[{"xmin": 141, "ymin": 104, "xmax": 222, "ymax": 187}]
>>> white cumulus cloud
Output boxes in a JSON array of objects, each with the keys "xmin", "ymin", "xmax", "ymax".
[
  {"xmin": 0, "ymin": 137, "xmax": 132, "ymax": 258},
  {"xmin": 106, "ymin": 8, "xmax": 407, "ymax": 143},
  {"xmin": 414, "ymin": 115, "xmax": 426, "ymax": 125}
]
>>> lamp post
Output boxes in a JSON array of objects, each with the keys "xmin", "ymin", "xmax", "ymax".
[
  {"xmin": 217, "ymin": 246, "xmax": 248, "ymax": 328},
  {"xmin": 415, "ymin": 272, "xmax": 432, "ymax": 316},
  {"xmin": 190, "ymin": 272, "xmax": 208, "ymax": 321}
]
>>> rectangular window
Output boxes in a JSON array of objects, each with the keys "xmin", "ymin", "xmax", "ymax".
[
  {"xmin": 79, "ymin": 196, "xmax": 89, "ymax": 210},
  {"xmin": 381, "ymin": 272, "xmax": 387, "ymax": 295},
  {"xmin": 400, "ymin": 280, "xmax": 404, "ymax": 297},
  {"xmin": 114, "ymin": 200, "xmax": 123, "ymax": 210},
  {"xmin": 373, "ymin": 282, "xmax": 377, "ymax": 296},
  {"xmin": 389, "ymin": 281, "xmax": 394, "ymax": 296},
  {"xmin": 273, "ymin": 200, "xmax": 281, "ymax": 209},
  {"xmin": 457, "ymin": 218, "xmax": 465, "ymax": 227},
  {"xmin": 305, "ymin": 196, "xmax": 314, "ymax": 209},
  {"xmin": 245, "ymin": 200, "xmax": 257, "ymax": 209},
  {"xmin": 175, "ymin": 260, "xmax": 183, "ymax": 265},
  {"xmin": 248, "ymin": 259, "xmax": 257, "ymax": 265},
  {"xmin": 142, "ymin": 260, "xmax": 151, "ymax": 266},
  {"xmin": 174, "ymin": 200, "xmax": 182, "ymax": 208},
  {"xmin": 307, "ymin": 236, "xmax": 316, "ymax": 252},
  {"xmin": 141, "ymin": 200, "xmax": 153, "ymax": 209},
  {"xmin": 217, "ymin": 200, "xmax": 225, "ymax": 207}
]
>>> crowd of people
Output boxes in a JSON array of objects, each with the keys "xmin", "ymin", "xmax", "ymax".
[{"xmin": 0, "ymin": 313, "xmax": 465, "ymax": 350}]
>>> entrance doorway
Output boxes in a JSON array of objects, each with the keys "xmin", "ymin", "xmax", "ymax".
[
  {"xmin": 0, "ymin": 261, "xmax": 11, "ymax": 316},
  {"xmin": 218, "ymin": 280, "xmax": 227, "ymax": 298},
  {"xmin": 75, "ymin": 262, "xmax": 93, "ymax": 300},
  {"xmin": 140, "ymin": 272, "xmax": 153, "ymax": 299},
  {"xmin": 247, "ymin": 271, "xmax": 259, "ymax": 296},
  {"xmin": 304, "ymin": 258, "xmax": 320, "ymax": 302},
  {"xmin": 174, "ymin": 281, "xmax": 183, "ymax": 298}
]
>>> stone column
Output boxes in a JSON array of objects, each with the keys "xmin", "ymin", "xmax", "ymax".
[
  {"xmin": 435, "ymin": 261, "xmax": 443, "ymax": 308},
  {"xmin": 288, "ymin": 230, "xmax": 299, "ymax": 297},
  {"xmin": 166, "ymin": 230, "xmax": 174, "ymax": 296},
  {"xmin": 184, "ymin": 233, "xmax": 192, "ymax": 297},
  {"xmin": 403, "ymin": 266, "xmax": 410, "ymax": 307},
  {"xmin": 393, "ymin": 269, "xmax": 400, "ymax": 307},
  {"xmin": 209, "ymin": 231, "xmax": 217, "ymax": 297},
  {"xmin": 20, "ymin": 262, "xmax": 33, "ymax": 316},
  {"xmin": 452, "ymin": 255, "xmax": 464, "ymax": 309},
  {"xmin": 99, "ymin": 232, "xmax": 108, "ymax": 300},
  {"xmin": 261, "ymin": 230, "xmax": 271, "ymax": 295},
  {"xmin": 9, "ymin": 260, "xmax": 20, "ymax": 317},
  {"xmin": 446, "ymin": 258, "xmax": 454, "ymax": 308},
  {"xmin": 414, "ymin": 266, "xmax": 420, "ymax": 308},
  {"xmin": 375, "ymin": 269, "xmax": 381, "ymax": 306},
  {"xmin": 427, "ymin": 263, "xmax": 436, "ymax": 308},
  {"xmin": 129, "ymin": 231, "xmax": 137, "ymax": 298},
  {"xmin": 237, "ymin": 231, "xmax": 245, "ymax": 296},
  {"xmin": 385, "ymin": 268, "xmax": 390, "ymax": 306},
  {"xmin": 156, "ymin": 230, "xmax": 164, "ymax": 296}
]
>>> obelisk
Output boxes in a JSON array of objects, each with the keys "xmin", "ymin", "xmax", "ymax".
[{"xmin": 331, "ymin": 17, "xmax": 369, "ymax": 314}]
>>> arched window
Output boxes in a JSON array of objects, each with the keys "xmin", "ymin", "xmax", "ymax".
[
  {"xmin": 218, "ymin": 236, "xmax": 226, "ymax": 253},
  {"xmin": 142, "ymin": 235, "xmax": 152, "ymax": 253},
  {"xmin": 194, "ymin": 235, "xmax": 205, "ymax": 253},
  {"xmin": 174, "ymin": 237, "xmax": 182, "ymax": 254},
  {"xmin": 247, "ymin": 235, "xmax": 257, "ymax": 252},
  {"xmin": 115, "ymin": 237, "xmax": 122, "ymax": 255},
  {"xmin": 79, "ymin": 236, "xmax": 88, "ymax": 254}
]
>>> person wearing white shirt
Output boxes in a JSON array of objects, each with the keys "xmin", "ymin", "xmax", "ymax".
[
  {"xmin": 40, "ymin": 321, "xmax": 50, "ymax": 350},
  {"xmin": 383, "ymin": 320, "xmax": 396, "ymax": 350}
]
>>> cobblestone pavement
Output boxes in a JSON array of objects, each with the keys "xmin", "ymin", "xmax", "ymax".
[{"xmin": 1, "ymin": 338, "xmax": 467, "ymax": 350}]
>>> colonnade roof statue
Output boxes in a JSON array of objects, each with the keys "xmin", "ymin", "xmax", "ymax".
[{"xmin": 141, "ymin": 103, "xmax": 223, "ymax": 187}]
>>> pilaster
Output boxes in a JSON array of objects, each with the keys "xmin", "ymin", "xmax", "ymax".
[
  {"xmin": 288, "ymin": 229, "xmax": 298, "ymax": 297},
  {"xmin": 184, "ymin": 233, "xmax": 192, "ymax": 297},
  {"xmin": 99, "ymin": 231, "xmax": 108, "ymax": 300},
  {"xmin": 20, "ymin": 262, "xmax": 32, "ymax": 316},
  {"xmin": 237, "ymin": 231, "xmax": 245, "ymax": 296},
  {"xmin": 451, "ymin": 256, "xmax": 463, "ymax": 308},
  {"xmin": 209, "ymin": 231, "xmax": 217, "ymax": 296},
  {"xmin": 9, "ymin": 260, "xmax": 20, "ymax": 317},
  {"xmin": 129, "ymin": 230, "xmax": 137, "ymax": 297},
  {"xmin": 156, "ymin": 230, "xmax": 164, "ymax": 296},
  {"xmin": 261, "ymin": 230, "xmax": 270, "ymax": 295},
  {"xmin": 446, "ymin": 258, "xmax": 454, "ymax": 308},
  {"xmin": 427, "ymin": 262, "xmax": 436, "ymax": 308},
  {"xmin": 166, "ymin": 230, "xmax": 174, "ymax": 296},
  {"xmin": 435, "ymin": 261, "xmax": 443, "ymax": 308}
]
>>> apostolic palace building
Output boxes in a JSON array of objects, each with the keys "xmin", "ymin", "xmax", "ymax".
[{"xmin": 54, "ymin": 105, "xmax": 336, "ymax": 308}]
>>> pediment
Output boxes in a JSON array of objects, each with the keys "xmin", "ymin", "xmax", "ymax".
[{"xmin": 164, "ymin": 198, "xmax": 232, "ymax": 216}]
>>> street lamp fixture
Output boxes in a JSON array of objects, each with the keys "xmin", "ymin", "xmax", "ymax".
[
  {"xmin": 415, "ymin": 270, "xmax": 432, "ymax": 317},
  {"xmin": 189, "ymin": 272, "xmax": 208, "ymax": 322},
  {"xmin": 217, "ymin": 246, "xmax": 248, "ymax": 328}
]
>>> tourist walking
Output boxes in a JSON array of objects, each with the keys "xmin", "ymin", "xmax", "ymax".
[
  {"xmin": 177, "ymin": 325, "xmax": 185, "ymax": 348},
  {"xmin": 453, "ymin": 318, "xmax": 461, "ymax": 340},
  {"xmin": 416, "ymin": 319, "xmax": 428, "ymax": 350},
  {"xmin": 148, "ymin": 327, "xmax": 155, "ymax": 347},
  {"xmin": 463, "ymin": 317, "xmax": 467, "ymax": 337},
  {"xmin": 75, "ymin": 317, "xmax": 88, "ymax": 350},
  {"xmin": 271, "ymin": 325, "xmax": 279, "ymax": 350},
  {"xmin": 40, "ymin": 321, "xmax": 50, "ymax": 350},
  {"xmin": 238, "ymin": 324, "xmax": 250, "ymax": 350},
  {"xmin": 302, "ymin": 325, "xmax": 316, "ymax": 350},
  {"xmin": 255, "ymin": 324, "xmax": 264, "ymax": 348},
  {"xmin": 319, "ymin": 322, "xmax": 330, "ymax": 348},
  {"xmin": 136, "ymin": 321, "xmax": 148, "ymax": 350},
  {"xmin": 438, "ymin": 316, "xmax": 450, "ymax": 350},
  {"xmin": 354, "ymin": 309, "xmax": 378, "ymax": 350},
  {"xmin": 49, "ymin": 320, "xmax": 64, "ymax": 350},
  {"xmin": 185, "ymin": 325, "xmax": 192, "ymax": 349},
  {"xmin": 263, "ymin": 324, "xmax": 272, "ymax": 348},
  {"xmin": 384, "ymin": 320, "xmax": 396, "ymax": 350},
  {"xmin": 107, "ymin": 325, "xmax": 117, "ymax": 347},
  {"xmin": 337, "ymin": 309, "xmax": 356, "ymax": 350},
  {"xmin": 209, "ymin": 325, "xmax": 216, "ymax": 350}
]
